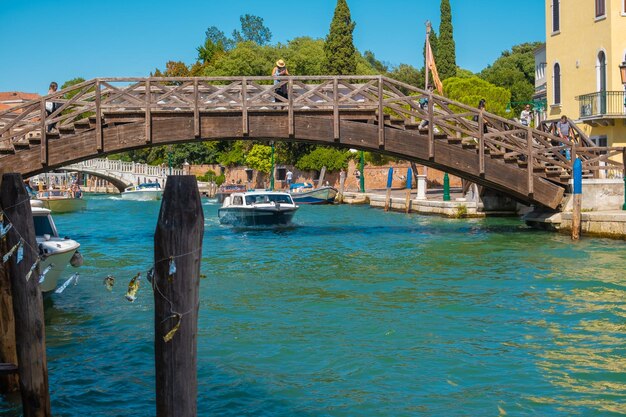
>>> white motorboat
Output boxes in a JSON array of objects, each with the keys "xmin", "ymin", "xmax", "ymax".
[
  {"xmin": 218, "ymin": 191, "xmax": 299, "ymax": 226},
  {"xmin": 121, "ymin": 183, "xmax": 163, "ymax": 201},
  {"xmin": 31, "ymin": 201, "xmax": 82, "ymax": 292}
]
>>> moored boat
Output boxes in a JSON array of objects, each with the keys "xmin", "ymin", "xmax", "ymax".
[
  {"xmin": 31, "ymin": 201, "xmax": 82, "ymax": 292},
  {"xmin": 121, "ymin": 183, "xmax": 163, "ymax": 200},
  {"xmin": 290, "ymin": 185, "xmax": 338, "ymax": 205},
  {"xmin": 36, "ymin": 189, "xmax": 86, "ymax": 213},
  {"xmin": 218, "ymin": 191, "xmax": 298, "ymax": 226}
]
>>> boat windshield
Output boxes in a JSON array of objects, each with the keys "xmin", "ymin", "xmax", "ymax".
[
  {"xmin": 33, "ymin": 215, "xmax": 55, "ymax": 236},
  {"xmin": 137, "ymin": 183, "xmax": 161, "ymax": 189},
  {"xmin": 245, "ymin": 194, "xmax": 293, "ymax": 205}
]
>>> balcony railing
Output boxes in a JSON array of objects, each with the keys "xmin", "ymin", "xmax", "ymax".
[{"xmin": 576, "ymin": 91, "xmax": 626, "ymax": 119}]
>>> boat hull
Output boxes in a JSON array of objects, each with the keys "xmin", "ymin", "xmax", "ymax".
[
  {"xmin": 39, "ymin": 198, "xmax": 86, "ymax": 213},
  {"xmin": 290, "ymin": 186, "xmax": 337, "ymax": 205},
  {"xmin": 218, "ymin": 207, "xmax": 297, "ymax": 226},
  {"xmin": 38, "ymin": 242, "xmax": 81, "ymax": 293}
]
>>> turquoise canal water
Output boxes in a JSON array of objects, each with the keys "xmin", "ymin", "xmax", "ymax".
[{"xmin": 1, "ymin": 195, "xmax": 626, "ymax": 416}]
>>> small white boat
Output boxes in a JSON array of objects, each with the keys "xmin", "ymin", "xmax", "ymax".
[
  {"xmin": 31, "ymin": 202, "xmax": 82, "ymax": 293},
  {"xmin": 121, "ymin": 183, "xmax": 163, "ymax": 200},
  {"xmin": 36, "ymin": 189, "xmax": 86, "ymax": 213},
  {"xmin": 290, "ymin": 185, "xmax": 338, "ymax": 205},
  {"xmin": 218, "ymin": 191, "xmax": 299, "ymax": 226}
]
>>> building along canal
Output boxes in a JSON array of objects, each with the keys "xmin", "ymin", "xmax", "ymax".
[{"xmin": 1, "ymin": 194, "xmax": 625, "ymax": 417}]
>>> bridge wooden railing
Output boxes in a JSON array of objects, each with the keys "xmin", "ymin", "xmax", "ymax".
[
  {"xmin": 65, "ymin": 158, "xmax": 184, "ymax": 177},
  {"xmin": 0, "ymin": 76, "xmax": 623, "ymax": 185}
]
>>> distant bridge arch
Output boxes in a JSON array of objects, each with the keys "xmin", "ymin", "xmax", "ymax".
[
  {"xmin": 61, "ymin": 159, "xmax": 184, "ymax": 192},
  {"xmin": 0, "ymin": 76, "xmax": 623, "ymax": 208}
]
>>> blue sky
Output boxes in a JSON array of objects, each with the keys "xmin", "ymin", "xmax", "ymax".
[{"xmin": 0, "ymin": 0, "xmax": 546, "ymax": 94}]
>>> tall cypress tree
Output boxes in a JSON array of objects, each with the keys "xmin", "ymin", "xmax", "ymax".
[
  {"xmin": 437, "ymin": 0, "xmax": 457, "ymax": 80},
  {"xmin": 323, "ymin": 0, "xmax": 357, "ymax": 75}
]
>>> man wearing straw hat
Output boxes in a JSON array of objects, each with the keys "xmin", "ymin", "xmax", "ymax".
[{"xmin": 272, "ymin": 59, "xmax": 290, "ymax": 100}]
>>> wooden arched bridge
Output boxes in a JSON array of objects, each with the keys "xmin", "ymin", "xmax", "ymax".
[{"xmin": 0, "ymin": 76, "xmax": 623, "ymax": 209}]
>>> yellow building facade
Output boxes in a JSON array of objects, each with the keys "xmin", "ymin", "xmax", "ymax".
[{"xmin": 545, "ymin": 0, "xmax": 626, "ymax": 148}]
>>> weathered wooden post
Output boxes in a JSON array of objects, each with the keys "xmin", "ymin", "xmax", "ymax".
[
  {"xmin": 0, "ymin": 235, "xmax": 19, "ymax": 393},
  {"xmin": 571, "ymin": 158, "xmax": 582, "ymax": 240},
  {"xmin": 154, "ymin": 176, "xmax": 203, "ymax": 417},
  {"xmin": 337, "ymin": 169, "xmax": 346, "ymax": 204},
  {"xmin": 404, "ymin": 167, "xmax": 413, "ymax": 214},
  {"xmin": 384, "ymin": 167, "xmax": 393, "ymax": 211},
  {"xmin": 0, "ymin": 174, "xmax": 51, "ymax": 417}
]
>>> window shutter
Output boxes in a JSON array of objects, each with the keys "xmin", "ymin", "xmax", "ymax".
[{"xmin": 552, "ymin": 0, "xmax": 560, "ymax": 32}]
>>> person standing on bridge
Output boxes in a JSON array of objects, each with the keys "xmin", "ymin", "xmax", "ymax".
[
  {"xmin": 556, "ymin": 115, "xmax": 575, "ymax": 160},
  {"xmin": 272, "ymin": 59, "xmax": 290, "ymax": 101},
  {"xmin": 45, "ymin": 81, "xmax": 60, "ymax": 133}
]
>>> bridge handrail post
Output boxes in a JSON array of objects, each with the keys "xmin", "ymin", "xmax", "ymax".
[
  {"xmin": 428, "ymin": 92, "xmax": 434, "ymax": 159},
  {"xmin": 95, "ymin": 80, "xmax": 103, "ymax": 152},
  {"xmin": 479, "ymin": 109, "xmax": 485, "ymax": 176},
  {"xmin": 145, "ymin": 79, "xmax": 152, "ymax": 144},
  {"xmin": 241, "ymin": 77, "xmax": 248, "ymax": 136},
  {"xmin": 378, "ymin": 76, "xmax": 385, "ymax": 148},
  {"xmin": 193, "ymin": 79, "xmax": 200, "ymax": 138},
  {"xmin": 333, "ymin": 78, "xmax": 339, "ymax": 141},
  {"xmin": 527, "ymin": 127, "xmax": 534, "ymax": 196},
  {"xmin": 40, "ymin": 98, "xmax": 48, "ymax": 166},
  {"xmin": 288, "ymin": 78, "xmax": 294, "ymax": 137}
]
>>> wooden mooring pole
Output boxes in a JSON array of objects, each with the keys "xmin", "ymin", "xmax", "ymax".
[
  {"xmin": 404, "ymin": 167, "xmax": 413, "ymax": 214},
  {"xmin": 384, "ymin": 167, "xmax": 393, "ymax": 212},
  {"xmin": 154, "ymin": 176, "xmax": 203, "ymax": 417},
  {"xmin": 571, "ymin": 158, "xmax": 582, "ymax": 240},
  {"xmin": 0, "ymin": 232, "xmax": 19, "ymax": 393},
  {"xmin": 0, "ymin": 174, "xmax": 51, "ymax": 417}
]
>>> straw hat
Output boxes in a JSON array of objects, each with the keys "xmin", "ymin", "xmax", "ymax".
[{"xmin": 276, "ymin": 59, "xmax": 286, "ymax": 68}]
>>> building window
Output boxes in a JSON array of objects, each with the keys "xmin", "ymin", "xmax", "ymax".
[
  {"xmin": 553, "ymin": 63, "xmax": 561, "ymax": 105},
  {"xmin": 552, "ymin": 0, "xmax": 560, "ymax": 32},
  {"xmin": 596, "ymin": 0, "xmax": 606, "ymax": 17}
]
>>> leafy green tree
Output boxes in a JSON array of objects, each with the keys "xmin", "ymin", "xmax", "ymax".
[
  {"xmin": 296, "ymin": 147, "xmax": 349, "ymax": 172},
  {"xmin": 197, "ymin": 26, "xmax": 233, "ymax": 63},
  {"xmin": 455, "ymin": 68, "xmax": 474, "ymax": 78},
  {"xmin": 437, "ymin": 0, "xmax": 457, "ymax": 80},
  {"xmin": 232, "ymin": 14, "xmax": 272, "ymax": 46},
  {"xmin": 152, "ymin": 61, "xmax": 190, "ymax": 77},
  {"xmin": 205, "ymin": 41, "xmax": 277, "ymax": 76},
  {"xmin": 244, "ymin": 144, "xmax": 273, "ymax": 173},
  {"xmin": 480, "ymin": 42, "xmax": 542, "ymax": 113},
  {"xmin": 365, "ymin": 152, "xmax": 398, "ymax": 166},
  {"xmin": 389, "ymin": 64, "xmax": 423, "ymax": 88},
  {"xmin": 281, "ymin": 37, "xmax": 325, "ymax": 75},
  {"xmin": 443, "ymin": 76, "xmax": 511, "ymax": 117},
  {"xmin": 364, "ymin": 50, "xmax": 388, "ymax": 73},
  {"xmin": 217, "ymin": 141, "xmax": 247, "ymax": 167},
  {"xmin": 323, "ymin": 0, "xmax": 357, "ymax": 75}
]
